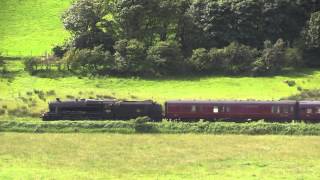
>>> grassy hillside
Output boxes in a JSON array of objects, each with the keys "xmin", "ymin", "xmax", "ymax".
[
  {"xmin": 1, "ymin": 59, "xmax": 320, "ymax": 118},
  {"xmin": 0, "ymin": 0, "xmax": 71, "ymax": 56},
  {"xmin": 1, "ymin": 133, "xmax": 320, "ymax": 179}
]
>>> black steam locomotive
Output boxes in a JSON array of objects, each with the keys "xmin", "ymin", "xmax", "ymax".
[
  {"xmin": 42, "ymin": 99, "xmax": 162, "ymax": 121},
  {"xmin": 42, "ymin": 98, "xmax": 320, "ymax": 122}
]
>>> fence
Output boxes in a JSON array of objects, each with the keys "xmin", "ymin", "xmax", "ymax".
[{"xmin": 0, "ymin": 49, "xmax": 52, "ymax": 58}]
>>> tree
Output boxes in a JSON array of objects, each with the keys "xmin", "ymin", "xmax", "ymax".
[
  {"xmin": 188, "ymin": 48, "xmax": 210, "ymax": 72},
  {"xmin": 114, "ymin": 39, "xmax": 149, "ymax": 75},
  {"xmin": 221, "ymin": 42, "xmax": 259, "ymax": 74},
  {"xmin": 146, "ymin": 40, "xmax": 184, "ymax": 75},
  {"xmin": 252, "ymin": 39, "xmax": 287, "ymax": 75},
  {"xmin": 189, "ymin": 0, "xmax": 310, "ymax": 48},
  {"xmin": 62, "ymin": 0, "xmax": 116, "ymax": 51},
  {"xmin": 63, "ymin": 46, "xmax": 114, "ymax": 75},
  {"xmin": 304, "ymin": 11, "xmax": 320, "ymax": 67},
  {"xmin": 305, "ymin": 11, "xmax": 320, "ymax": 48},
  {"xmin": 62, "ymin": 0, "xmax": 104, "ymax": 34}
]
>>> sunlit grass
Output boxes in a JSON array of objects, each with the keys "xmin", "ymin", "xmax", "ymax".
[
  {"xmin": 1, "ymin": 59, "xmax": 320, "ymax": 118},
  {"xmin": 1, "ymin": 133, "xmax": 320, "ymax": 179},
  {"xmin": 0, "ymin": 0, "xmax": 71, "ymax": 56}
]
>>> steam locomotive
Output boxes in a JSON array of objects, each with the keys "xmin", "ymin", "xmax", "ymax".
[{"xmin": 42, "ymin": 99, "xmax": 320, "ymax": 122}]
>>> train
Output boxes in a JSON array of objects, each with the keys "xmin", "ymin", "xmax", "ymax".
[{"xmin": 41, "ymin": 98, "xmax": 320, "ymax": 122}]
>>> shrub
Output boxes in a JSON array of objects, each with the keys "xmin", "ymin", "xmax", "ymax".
[
  {"xmin": 221, "ymin": 42, "xmax": 259, "ymax": 75},
  {"xmin": 184, "ymin": 42, "xmax": 260, "ymax": 75},
  {"xmin": 188, "ymin": 48, "xmax": 210, "ymax": 72},
  {"xmin": 46, "ymin": 90, "xmax": 56, "ymax": 96},
  {"xmin": 131, "ymin": 116, "xmax": 155, "ymax": 133},
  {"xmin": 52, "ymin": 45, "xmax": 67, "ymax": 58},
  {"xmin": 63, "ymin": 46, "xmax": 114, "ymax": 75},
  {"xmin": 284, "ymin": 89, "xmax": 320, "ymax": 100},
  {"xmin": 0, "ymin": 108, "xmax": 6, "ymax": 115},
  {"xmin": 24, "ymin": 57, "xmax": 41, "ymax": 73},
  {"xmin": 114, "ymin": 39, "xmax": 150, "ymax": 75},
  {"xmin": 285, "ymin": 48, "xmax": 303, "ymax": 67},
  {"xmin": 147, "ymin": 40, "xmax": 184, "ymax": 75},
  {"xmin": 252, "ymin": 39, "xmax": 287, "ymax": 75},
  {"xmin": 285, "ymin": 80, "xmax": 296, "ymax": 87},
  {"xmin": 34, "ymin": 89, "xmax": 46, "ymax": 101}
]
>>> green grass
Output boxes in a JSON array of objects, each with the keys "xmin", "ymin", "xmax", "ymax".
[
  {"xmin": 0, "ymin": 0, "xmax": 71, "ymax": 56},
  {"xmin": 1, "ymin": 133, "xmax": 320, "ymax": 179},
  {"xmin": 1, "ymin": 59, "xmax": 320, "ymax": 118},
  {"xmin": 2, "ymin": 120, "xmax": 320, "ymax": 135}
]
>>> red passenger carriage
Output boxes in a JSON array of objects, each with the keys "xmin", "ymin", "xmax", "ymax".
[
  {"xmin": 298, "ymin": 101, "xmax": 320, "ymax": 122},
  {"xmin": 165, "ymin": 100, "xmax": 297, "ymax": 121}
]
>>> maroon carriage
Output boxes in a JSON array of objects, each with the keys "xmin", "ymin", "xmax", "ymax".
[
  {"xmin": 298, "ymin": 101, "xmax": 320, "ymax": 122},
  {"xmin": 165, "ymin": 100, "xmax": 297, "ymax": 121}
]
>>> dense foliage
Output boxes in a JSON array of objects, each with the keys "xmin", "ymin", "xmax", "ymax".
[{"xmin": 40, "ymin": 0, "xmax": 320, "ymax": 76}]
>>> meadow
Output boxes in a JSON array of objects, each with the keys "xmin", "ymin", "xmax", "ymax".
[
  {"xmin": 1, "ymin": 0, "xmax": 320, "ymax": 119},
  {"xmin": 1, "ymin": 133, "xmax": 320, "ymax": 179},
  {"xmin": 0, "ymin": 0, "xmax": 71, "ymax": 56},
  {"xmin": 1, "ymin": 1, "xmax": 320, "ymax": 179},
  {"xmin": 1, "ymin": 59, "xmax": 320, "ymax": 119}
]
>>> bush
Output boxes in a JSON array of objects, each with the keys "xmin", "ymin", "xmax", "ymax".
[
  {"xmin": 190, "ymin": 42, "xmax": 259, "ymax": 75},
  {"xmin": 285, "ymin": 48, "xmax": 303, "ymax": 67},
  {"xmin": 0, "ymin": 108, "xmax": 6, "ymax": 115},
  {"xmin": 131, "ymin": 116, "xmax": 155, "ymax": 133},
  {"xmin": 188, "ymin": 48, "xmax": 210, "ymax": 72},
  {"xmin": 285, "ymin": 80, "xmax": 296, "ymax": 87},
  {"xmin": 63, "ymin": 46, "xmax": 114, "ymax": 75},
  {"xmin": 147, "ymin": 40, "xmax": 184, "ymax": 75},
  {"xmin": 114, "ymin": 39, "xmax": 150, "ymax": 75},
  {"xmin": 24, "ymin": 57, "xmax": 41, "ymax": 73},
  {"xmin": 219, "ymin": 42, "xmax": 259, "ymax": 75},
  {"xmin": 252, "ymin": 39, "xmax": 287, "ymax": 75},
  {"xmin": 285, "ymin": 89, "xmax": 320, "ymax": 100},
  {"xmin": 52, "ymin": 45, "xmax": 67, "ymax": 58}
]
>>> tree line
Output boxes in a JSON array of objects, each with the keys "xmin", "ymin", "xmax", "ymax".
[{"xmin": 25, "ymin": 0, "xmax": 320, "ymax": 76}]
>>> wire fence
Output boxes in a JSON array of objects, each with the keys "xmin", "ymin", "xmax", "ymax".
[{"xmin": 0, "ymin": 49, "xmax": 51, "ymax": 58}]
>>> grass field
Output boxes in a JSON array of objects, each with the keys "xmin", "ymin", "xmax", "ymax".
[
  {"xmin": 1, "ymin": 59, "xmax": 320, "ymax": 118},
  {"xmin": 0, "ymin": 0, "xmax": 71, "ymax": 56},
  {"xmin": 1, "ymin": 133, "xmax": 320, "ymax": 179}
]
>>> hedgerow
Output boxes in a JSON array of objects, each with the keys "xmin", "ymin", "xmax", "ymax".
[{"xmin": 1, "ymin": 119, "xmax": 320, "ymax": 135}]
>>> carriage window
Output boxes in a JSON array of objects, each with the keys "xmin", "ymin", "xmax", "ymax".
[
  {"xmin": 307, "ymin": 108, "xmax": 313, "ymax": 114},
  {"xmin": 283, "ymin": 107, "xmax": 289, "ymax": 113},
  {"xmin": 191, "ymin": 105, "xmax": 196, "ymax": 112},
  {"xmin": 316, "ymin": 108, "xmax": 320, "ymax": 114},
  {"xmin": 226, "ymin": 106, "xmax": 230, "ymax": 113},
  {"xmin": 272, "ymin": 106, "xmax": 280, "ymax": 114},
  {"xmin": 213, "ymin": 106, "xmax": 219, "ymax": 113},
  {"xmin": 290, "ymin": 106, "xmax": 294, "ymax": 112},
  {"xmin": 272, "ymin": 106, "xmax": 277, "ymax": 113}
]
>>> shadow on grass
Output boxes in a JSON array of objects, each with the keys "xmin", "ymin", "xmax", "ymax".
[
  {"xmin": 99, "ymin": 68, "xmax": 320, "ymax": 82},
  {"xmin": 2, "ymin": 56, "xmax": 319, "ymax": 81},
  {"xmin": 30, "ymin": 70, "xmax": 75, "ymax": 79}
]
